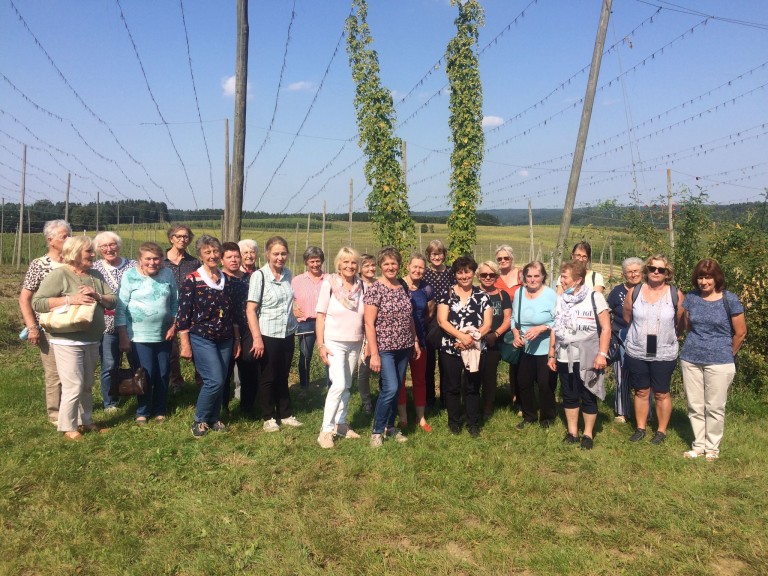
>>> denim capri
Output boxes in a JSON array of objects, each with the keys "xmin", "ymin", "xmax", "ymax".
[{"xmin": 624, "ymin": 355, "xmax": 677, "ymax": 393}]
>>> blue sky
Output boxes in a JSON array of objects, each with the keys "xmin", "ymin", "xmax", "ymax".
[{"xmin": 1, "ymin": 0, "xmax": 766, "ymax": 220}]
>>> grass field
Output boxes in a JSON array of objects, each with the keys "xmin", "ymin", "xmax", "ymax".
[{"xmin": 1, "ymin": 263, "xmax": 767, "ymax": 575}]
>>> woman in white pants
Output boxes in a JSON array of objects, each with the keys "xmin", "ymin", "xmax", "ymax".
[
  {"xmin": 681, "ymin": 259, "xmax": 746, "ymax": 460},
  {"xmin": 316, "ymin": 247, "xmax": 366, "ymax": 448}
]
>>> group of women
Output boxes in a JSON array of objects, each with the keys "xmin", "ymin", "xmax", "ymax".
[{"xmin": 21, "ymin": 222, "xmax": 747, "ymax": 459}]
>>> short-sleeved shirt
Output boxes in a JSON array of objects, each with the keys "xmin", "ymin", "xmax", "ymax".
[
  {"xmin": 116, "ymin": 267, "xmax": 178, "ymax": 343},
  {"xmin": 513, "ymin": 286, "xmax": 557, "ymax": 356},
  {"xmin": 22, "ymin": 255, "xmax": 65, "ymax": 324},
  {"xmin": 408, "ymin": 283, "xmax": 435, "ymax": 347},
  {"xmin": 486, "ymin": 290, "xmax": 511, "ymax": 352},
  {"xmin": 292, "ymin": 271, "xmax": 328, "ymax": 322},
  {"xmin": 681, "ymin": 290, "xmax": 743, "ymax": 365},
  {"xmin": 176, "ymin": 267, "xmax": 235, "ymax": 342},
  {"xmin": 424, "ymin": 267, "xmax": 455, "ymax": 302},
  {"xmin": 316, "ymin": 276, "xmax": 365, "ymax": 343},
  {"xmin": 437, "ymin": 285, "xmax": 491, "ymax": 357},
  {"xmin": 606, "ymin": 283, "xmax": 630, "ymax": 334},
  {"xmin": 247, "ymin": 265, "xmax": 297, "ymax": 339},
  {"xmin": 554, "ymin": 289, "xmax": 608, "ymax": 363},
  {"xmin": 93, "ymin": 257, "xmax": 137, "ymax": 334},
  {"xmin": 624, "ymin": 285, "xmax": 678, "ymax": 362},
  {"xmin": 363, "ymin": 281, "xmax": 414, "ymax": 352}
]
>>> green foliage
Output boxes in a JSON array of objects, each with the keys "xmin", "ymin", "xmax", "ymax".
[
  {"xmin": 420, "ymin": 223, "xmax": 429, "ymax": 234},
  {"xmin": 345, "ymin": 0, "xmax": 415, "ymax": 258},
  {"xmin": 445, "ymin": 0, "xmax": 484, "ymax": 261},
  {"xmin": 623, "ymin": 195, "xmax": 667, "ymax": 258},
  {"xmin": 672, "ymin": 187, "xmax": 712, "ymax": 292}
]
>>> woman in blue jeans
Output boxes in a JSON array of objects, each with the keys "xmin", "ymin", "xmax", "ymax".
[
  {"xmin": 116, "ymin": 242, "xmax": 178, "ymax": 423},
  {"xmin": 177, "ymin": 235, "xmax": 241, "ymax": 438},
  {"xmin": 364, "ymin": 247, "xmax": 420, "ymax": 448}
]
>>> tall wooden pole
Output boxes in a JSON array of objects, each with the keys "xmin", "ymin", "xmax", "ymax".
[
  {"xmin": 17, "ymin": 145, "xmax": 26, "ymax": 270},
  {"xmin": 117, "ymin": 202, "xmax": 120, "ymax": 230},
  {"xmin": 554, "ymin": 0, "xmax": 612, "ymax": 270},
  {"xmin": 64, "ymin": 173, "xmax": 70, "ymax": 222},
  {"xmin": 96, "ymin": 190, "xmax": 100, "ymax": 232},
  {"xmin": 306, "ymin": 213, "xmax": 311, "ymax": 248},
  {"xmin": 667, "ymin": 168, "xmax": 674, "ymax": 253},
  {"xmin": 27, "ymin": 208, "xmax": 31, "ymax": 264},
  {"xmin": 228, "ymin": 0, "xmax": 249, "ymax": 242},
  {"xmin": 224, "ymin": 119, "xmax": 230, "ymax": 240},
  {"xmin": 528, "ymin": 198, "xmax": 535, "ymax": 261},
  {"xmin": 348, "ymin": 179, "xmax": 353, "ymax": 245}
]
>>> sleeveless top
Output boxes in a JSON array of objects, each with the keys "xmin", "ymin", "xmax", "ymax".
[{"xmin": 625, "ymin": 285, "xmax": 678, "ymax": 362}]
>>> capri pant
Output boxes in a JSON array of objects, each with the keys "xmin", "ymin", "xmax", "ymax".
[{"xmin": 557, "ymin": 361, "xmax": 598, "ymax": 415}]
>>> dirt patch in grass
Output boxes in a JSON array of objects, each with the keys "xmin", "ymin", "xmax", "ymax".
[{"xmin": 711, "ymin": 557, "xmax": 749, "ymax": 575}]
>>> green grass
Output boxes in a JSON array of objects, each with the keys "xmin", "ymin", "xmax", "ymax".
[{"xmin": 2, "ymin": 264, "xmax": 767, "ymax": 575}]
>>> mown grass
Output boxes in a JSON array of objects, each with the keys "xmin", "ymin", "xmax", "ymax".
[{"xmin": 2, "ymin": 263, "xmax": 767, "ymax": 575}]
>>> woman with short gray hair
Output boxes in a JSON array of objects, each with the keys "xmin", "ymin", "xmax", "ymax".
[
  {"xmin": 292, "ymin": 246, "xmax": 328, "ymax": 389},
  {"xmin": 238, "ymin": 239, "xmax": 259, "ymax": 274},
  {"xmin": 93, "ymin": 231, "xmax": 137, "ymax": 412},
  {"xmin": 606, "ymin": 257, "xmax": 645, "ymax": 423}
]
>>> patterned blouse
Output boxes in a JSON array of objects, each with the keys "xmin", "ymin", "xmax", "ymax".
[
  {"xmin": 438, "ymin": 285, "xmax": 491, "ymax": 357},
  {"xmin": 424, "ymin": 267, "xmax": 455, "ymax": 303},
  {"xmin": 363, "ymin": 280, "xmax": 414, "ymax": 352},
  {"xmin": 93, "ymin": 257, "xmax": 137, "ymax": 334},
  {"xmin": 224, "ymin": 271, "xmax": 251, "ymax": 334},
  {"xmin": 177, "ymin": 267, "xmax": 235, "ymax": 342},
  {"xmin": 22, "ymin": 255, "xmax": 65, "ymax": 324}
]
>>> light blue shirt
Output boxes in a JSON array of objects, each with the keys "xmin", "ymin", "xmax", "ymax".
[
  {"xmin": 247, "ymin": 265, "xmax": 298, "ymax": 338},
  {"xmin": 512, "ymin": 286, "xmax": 557, "ymax": 356},
  {"xmin": 116, "ymin": 267, "xmax": 178, "ymax": 343}
]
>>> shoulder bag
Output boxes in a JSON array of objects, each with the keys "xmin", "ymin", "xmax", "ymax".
[{"xmin": 500, "ymin": 290, "xmax": 523, "ymax": 365}]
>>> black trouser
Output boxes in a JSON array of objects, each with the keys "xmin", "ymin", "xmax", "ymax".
[
  {"xmin": 226, "ymin": 331, "xmax": 260, "ymax": 415},
  {"xmin": 518, "ymin": 352, "xmax": 558, "ymax": 422},
  {"xmin": 440, "ymin": 352, "xmax": 482, "ymax": 431},
  {"xmin": 426, "ymin": 343, "xmax": 445, "ymax": 408},
  {"xmin": 509, "ymin": 359, "xmax": 520, "ymax": 406},
  {"xmin": 257, "ymin": 335, "xmax": 295, "ymax": 421},
  {"xmin": 480, "ymin": 348, "xmax": 501, "ymax": 416}
]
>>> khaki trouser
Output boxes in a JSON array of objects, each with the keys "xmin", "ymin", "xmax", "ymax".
[
  {"xmin": 681, "ymin": 360, "xmax": 736, "ymax": 455},
  {"xmin": 38, "ymin": 331, "xmax": 62, "ymax": 423}
]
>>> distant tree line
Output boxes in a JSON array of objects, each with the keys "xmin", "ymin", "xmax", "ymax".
[{"xmin": 0, "ymin": 200, "xmax": 169, "ymax": 232}]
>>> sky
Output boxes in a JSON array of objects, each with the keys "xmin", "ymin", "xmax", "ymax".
[{"xmin": 1, "ymin": 0, "xmax": 767, "ymax": 223}]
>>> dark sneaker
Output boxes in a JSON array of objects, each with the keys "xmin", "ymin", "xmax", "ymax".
[
  {"xmin": 580, "ymin": 435, "xmax": 594, "ymax": 450},
  {"xmin": 516, "ymin": 420, "xmax": 534, "ymax": 430},
  {"xmin": 539, "ymin": 419, "xmax": 554, "ymax": 429},
  {"xmin": 468, "ymin": 426, "xmax": 480, "ymax": 438},
  {"xmin": 191, "ymin": 422, "xmax": 209, "ymax": 438},
  {"xmin": 649, "ymin": 431, "xmax": 666, "ymax": 445},
  {"xmin": 629, "ymin": 428, "xmax": 646, "ymax": 442},
  {"xmin": 563, "ymin": 433, "xmax": 580, "ymax": 445},
  {"xmin": 210, "ymin": 421, "xmax": 226, "ymax": 432}
]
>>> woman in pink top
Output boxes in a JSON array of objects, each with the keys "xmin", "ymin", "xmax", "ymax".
[
  {"xmin": 315, "ymin": 247, "xmax": 366, "ymax": 448},
  {"xmin": 292, "ymin": 246, "xmax": 328, "ymax": 389}
]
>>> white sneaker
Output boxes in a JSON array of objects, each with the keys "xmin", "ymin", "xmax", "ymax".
[
  {"xmin": 614, "ymin": 415, "xmax": 626, "ymax": 424},
  {"xmin": 370, "ymin": 433, "xmax": 384, "ymax": 448},
  {"xmin": 263, "ymin": 418, "xmax": 280, "ymax": 432},
  {"xmin": 335, "ymin": 424, "xmax": 361, "ymax": 439},
  {"xmin": 317, "ymin": 431, "xmax": 335, "ymax": 449},
  {"xmin": 104, "ymin": 406, "xmax": 119, "ymax": 414},
  {"xmin": 385, "ymin": 427, "xmax": 408, "ymax": 443},
  {"xmin": 684, "ymin": 450, "xmax": 703, "ymax": 459},
  {"xmin": 281, "ymin": 416, "xmax": 303, "ymax": 428}
]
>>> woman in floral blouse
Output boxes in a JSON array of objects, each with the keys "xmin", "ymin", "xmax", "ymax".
[
  {"xmin": 177, "ymin": 235, "xmax": 240, "ymax": 438},
  {"xmin": 437, "ymin": 255, "xmax": 492, "ymax": 437},
  {"xmin": 364, "ymin": 247, "xmax": 420, "ymax": 448}
]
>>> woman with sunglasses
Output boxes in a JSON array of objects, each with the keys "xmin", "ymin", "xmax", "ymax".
[
  {"xmin": 623, "ymin": 255, "xmax": 685, "ymax": 446},
  {"xmin": 476, "ymin": 260, "xmax": 511, "ymax": 419}
]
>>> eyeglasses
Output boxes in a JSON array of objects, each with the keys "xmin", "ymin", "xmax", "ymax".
[
  {"xmin": 478, "ymin": 273, "xmax": 497, "ymax": 279},
  {"xmin": 496, "ymin": 256, "xmax": 510, "ymax": 262},
  {"xmin": 647, "ymin": 266, "xmax": 667, "ymax": 274},
  {"xmin": 572, "ymin": 254, "xmax": 589, "ymax": 261},
  {"xmin": 173, "ymin": 234, "xmax": 191, "ymax": 240},
  {"xmin": 98, "ymin": 243, "xmax": 118, "ymax": 250}
]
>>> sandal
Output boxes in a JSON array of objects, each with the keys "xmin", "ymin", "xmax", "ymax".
[
  {"xmin": 705, "ymin": 452, "xmax": 719, "ymax": 461},
  {"xmin": 63, "ymin": 431, "xmax": 83, "ymax": 441},
  {"xmin": 135, "ymin": 417, "xmax": 148, "ymax": 426},
  {"xmin": 683, "ymin": 450, "xmax": 703, "ymax": 459}
]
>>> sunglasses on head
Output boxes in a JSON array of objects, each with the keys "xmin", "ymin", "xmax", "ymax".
[
  {"xmin": 478, "ymin": 272, "xmax": 497, "ymax": 279},
  {"xmin": 647, "ymin": 265, "xmax": 667, "ymax": 274}
]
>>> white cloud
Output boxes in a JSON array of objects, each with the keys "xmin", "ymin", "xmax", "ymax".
[
  {"xmin": 222, "ymin": 75, "xmax": 252, "ymax": 98},
  {"xmin": 287, "ymin": 80, "xmax": 317, "ymax": 92},
  {"xmin": 482, "ymin": 115, "xmax": 504, "ymax": 129}
]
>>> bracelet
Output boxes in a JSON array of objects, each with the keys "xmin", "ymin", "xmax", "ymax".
[
  {"xmin": 598, "ymin": 351, "xmax": 609, "ymax": 358},
  {"xmin": 548, "ymin": 355, "xmax": 555, "ymax": 359},
  {"xmin": 65, "ymin": 295, "xmax": 70, "ymax": 307}
]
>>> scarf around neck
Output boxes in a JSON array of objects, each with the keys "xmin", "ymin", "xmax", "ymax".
[
  {"xmin": 553, "ymin": 285, "xmax": 589, "ymax": 340},
  {"xmin": 330, "ymin": 273, "xmax": 363, "ymax": 311}
]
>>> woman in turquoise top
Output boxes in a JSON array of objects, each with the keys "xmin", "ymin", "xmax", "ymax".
[
  {"xmin": 116, "ymin": 242, "xmax": 178, "ymax": 423},
  {"xmin": 512, "ymin": 261, "xmax": 558, "ymax": 428}
]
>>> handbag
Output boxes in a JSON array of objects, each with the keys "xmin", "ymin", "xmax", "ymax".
[
  {"xmin": 591, "ymin": 292, "xmax": 621, "ymax": 365},
  {"xmin": 109, "ymin": 366, "xmax": 148, "ymax": 396},
  {"xmin": 499, "ymin": 289, "xmax": 524, "ymax": 364},
  {"xmin": 425, "ymin": 316, "xmax": 443, "ymax": 349},
  {"xmin": 39, "ymin": 303, "xmax": 96, "ymax": 333}
]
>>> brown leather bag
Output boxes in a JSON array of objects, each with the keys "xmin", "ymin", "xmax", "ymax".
[{"xmin": 109, "ymin": 366, "xmax": 148, "ymax": 396}]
